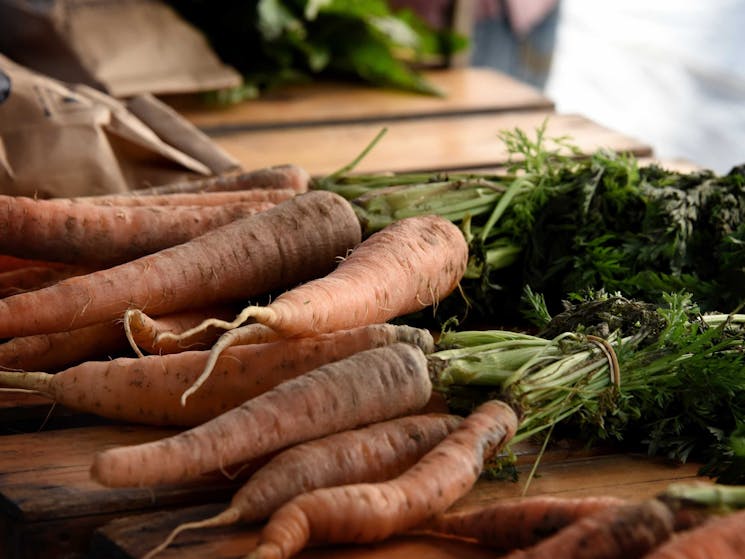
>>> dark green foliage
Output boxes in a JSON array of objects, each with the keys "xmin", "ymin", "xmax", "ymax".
[
  {"xmin": 168, "ymin": 0, "xmax": 463, "ymax": 100},
  {"xmin": 316, "ymin": 124, "xmax": 745, "ymax": 327}
]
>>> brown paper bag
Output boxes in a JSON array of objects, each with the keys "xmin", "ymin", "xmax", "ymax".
[
  {"xmin": 0, "ymin": 54, "xmax": 241, "ymax": 198},
  {"xmin": 0, "ymin": 0, "xmax": 242, "ymax": 97}
]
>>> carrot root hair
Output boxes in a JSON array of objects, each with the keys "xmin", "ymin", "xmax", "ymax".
[
  {"xmin": 180, "ymin": 323, "xmax": 279, "ymax": 406},
  {"xmin": 142, "ymin": 507, "xmax": 241, "ymax": 559}
]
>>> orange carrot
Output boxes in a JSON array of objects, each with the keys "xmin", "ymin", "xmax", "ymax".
[
  {"xmin": 0, "ymin": 255, "xmax": 78, "ymax": 273},
  {"xmin": 166, "ymin": 213, "xmax": 468, "ymax": 402},
  {"xmin": 249, "ymin": 399, "xmax": 518, "ymax": 559},
  {"xmin": 499, "ymin": 499, "xmax": 677, "ymax": 559},
  {"xmin": 70, "ymin": 188, "xmax": 297, "ymax": 207},
  {"xmin": 0, "ymin": 195, "xmax": 275, "ymax": 265},
  {"xmin": 0, "ymin": 190, "xmax": 361, "ymax": 339},
  {"xmin": 643, "ymin": 508, "xmax": 745, "ymax": 559},
  {"xmin": 423, "ymin": 495, "xmax": 626, "ymax": 551},
  {"xmin": 0, "ymin": 264, "xmax": 96, "ymax": 298},
  {"xmin": 127, "ymin": 164, "xmax": 310, "ymax": 196},
  {"xmin": 90, "ymin": 342, "xmax": 434, "ymax": 487},
  {"xmin": 0, "ymin": 320, "xmax": 128, "ymax": 372},
  {"xmin": 0, "ymin": 324, "xmax": 433, "ymax": 427},
  {"xmin": 142, "ymin": 413, "xmax": 463, "ymax": 559}
]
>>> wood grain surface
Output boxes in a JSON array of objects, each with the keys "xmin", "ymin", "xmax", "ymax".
[{"xmin": 166, "ymin": 68, "xmax": 554, "ymax": 133}]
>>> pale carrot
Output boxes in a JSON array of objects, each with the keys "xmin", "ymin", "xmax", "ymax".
[
  {"xmin": 643, "ymin": 508, "xmax": 745, "ymax": 559},
  {"xmin": 0, "ymin": 190, "xmax": 361, "ymax": 339},
  {"xmin": 0, "ymin": 325, "xmax": 433, "ymax": 427},
  {"xmin": 423, "ymin": 495, "xmax": 626, "ymax": 551},
  {"xmin": 89, "ymin": 342, "xmax": 434, "ymax": 486},
  {"xmin": 123, "ymin": 304, "xmax": 241, "ymax": 356},
  {"xmin": 142, "ymin": 413, "xmax": 463, "ymax": 559},
  {"xmin": 0, "ymin": 195, "xmax": 275, "ymax": 265},
  {"xmin": 70, "ymin": 188, "xmax": 297, "ymax": 207},
  {"xmin": 0, "ymin": 305, "xmax": 251, "ymax": 372},
  {"xmin": 249, "ymin": 399, "xmax": 518, "ymax": 559},
  {"xmin": 166, "ymin": 213, "xmax": 468, "ymax": 403},
  {"xmin": 127, "ymin": 164, "xmax": 309, "ymax": 196}
]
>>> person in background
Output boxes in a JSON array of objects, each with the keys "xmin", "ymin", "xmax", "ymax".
[
  {"xmin": 389, "ymin": 0, "xmax": 561, "ymax": 89},
  {"xmin": 546, "ymin": 1, "xmax": 745, "ymax": 173}
]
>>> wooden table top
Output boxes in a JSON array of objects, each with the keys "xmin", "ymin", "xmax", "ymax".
[{"xmin": 166, "ymin": 67, "xmax": 554, "ymax": 133}]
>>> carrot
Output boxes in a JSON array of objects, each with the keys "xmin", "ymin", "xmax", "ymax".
[
  {"xmin": 0, "ymin": 190, "xmax": 361, "ymax": 339},
  {"xmin": 0, "ymin": 264, "xmax": 96, "ymax": 298},
  {"xmin": 123, "ymin": 304, "xmax": 241, "ymax": 356},
  {"xmin": 89, "ymin": 342, "xmax": 434, "ymax": 487},
  {"xmin": 248, "ymin": 399, "xmax": 518, "ymax": 559},
  {"xmin": 142, "ymin": 413, "xmax": 463, "ymax": 559},
  {"xmin": 498, "ymin": 498, "xmax": 677, "ymax": 559},
  {"xmin": 69, "ymin": 188, "xmax": 297, "ymax": 207},
  {"xmin": 0, "ymin": 320, "xmax": 127, "ymax": 372},
  {"xmin": 643, "ymin": 508, "xmax": 745, "ymax": 559},
  {"xmin": 167, "ymin": 213, "xmax": 468, "ymax": 403},
  {"xmin": 0, "ymin": 195, "xmax": 275, "ymax": 265},
  {"xmin": 126, "ymin": 164, "xmax": 310, "ymax": 196},
  {"xmin": 423, "ymin": 495, "xmax": 626, "ymax": 551},
  {"xmin": 0, "ymin": 255, "xmax": 79, "ymax": 273},
  {"xmin": 0, "ymin": 305, "xmax": 251, "ymax": 372},
  {"xmin": 0, "ymin": 324, "xmax": 433, "ymax": 427}
]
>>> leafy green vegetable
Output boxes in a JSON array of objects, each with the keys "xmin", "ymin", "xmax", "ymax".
[
  {"xmin": 168, "ymin": 0, "xmax": 464, "ymax": 100},
  {"xmin": 315, "ymin": 123, "xmax": 745, "ymax": 328}
]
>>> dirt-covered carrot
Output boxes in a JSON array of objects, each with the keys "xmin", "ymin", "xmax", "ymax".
[
  {"xmin": 70, "ymin": 188, "xmax": 297, "ymax": 207},
  {"xmin": 249, "ymin": 399, "xmax": 518, "ymax": 559},
  {"xmin": 497, "ymin": 499, "xmax": 676, "ymax": 559},
  {"xmin": 423, "ymin": 495, "xmax": 626, "ymax": 551},
  {"xmin": 127, "ymin": 164, "xmax": 310, "ymax": 196},
  {"xmin": 90, "ymin": 342, "xmax": 433, "ymax": 486},
  {"xmin": 0, "ymin": 190, "xmax": 361, "ymax": 339},
  {"xmin": 643, "ymin": 508, "xmax": 745, "ymax": 559},
  {"xmin": 167, "ymin": 213, "xmax": 468, "ymax": 402},
  {"xmin": 142, "ymin": 413, "xmax": 462, "ymax": 559},
  {"xmin": 0, "ymin": 325, "xmax": 433, "ymax": 427},
  {"xmin": 0, "ymin": 195, "xmax": 275, "ymax": 265}
]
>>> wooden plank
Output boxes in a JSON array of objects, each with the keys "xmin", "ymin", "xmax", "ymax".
[
  {"xmin": 168, "ymin": 68, "xmax": 554, "ymax": 133},
  {"xmin": 90, "ymin": 451, "xmax": 708, "ymax": 559},
  {"xmin": 0, "ymin": 425, "xmax": 245, "ymax": 559},
  {"xmin": 210, "ymin": 112, "xmax": 653, "ymax": 176}
]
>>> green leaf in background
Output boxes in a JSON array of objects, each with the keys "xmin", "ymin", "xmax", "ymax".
[{"xmin": 169, "ymin": 0, "xmax": 463, "ymax": 102}]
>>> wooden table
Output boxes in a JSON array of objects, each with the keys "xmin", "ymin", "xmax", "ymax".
[{"xmin": 0, "ymin": 67, "xmax": 703, "ymax": 559}]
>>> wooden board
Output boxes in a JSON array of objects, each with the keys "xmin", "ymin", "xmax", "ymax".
[
  {"xmin": 90, "ymin": 448, "xmax": 706, "ymax": 559},
  {"xmin": 210, "ymin": 112, "xmax": 653, "ymax": 176},
  {"xmin": 167, "ymin": 68, "xmax": 554, "ymax": 133},
  {"xmin": 0, "ymin": 425, "xmax": 245, "ymax": 559}
]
